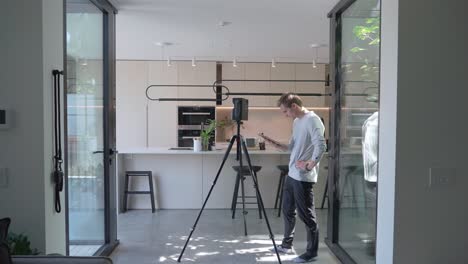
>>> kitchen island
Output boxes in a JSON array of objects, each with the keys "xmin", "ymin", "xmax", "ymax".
[{"xmin": 117, "ymin": 146, "xmax": 329, "ymax": 211}]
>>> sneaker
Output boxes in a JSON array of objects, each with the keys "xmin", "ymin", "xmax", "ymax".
[
  {"xmin": 293, "ymin": 252, "xmax": 317, "ymax": 263},
  {"xmin": 270, "ymin": 244, "xmax": 294, "ymax": 254}
]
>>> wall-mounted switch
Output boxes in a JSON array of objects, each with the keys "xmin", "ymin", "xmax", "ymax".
[{"xmin": 429, "ymin": 167, "xmax": 456, "ymax": 189}]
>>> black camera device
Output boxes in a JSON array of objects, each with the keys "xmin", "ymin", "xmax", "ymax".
[{"xmin": 232, "ymin": 98, "xmax": 248, "ymax": 121}]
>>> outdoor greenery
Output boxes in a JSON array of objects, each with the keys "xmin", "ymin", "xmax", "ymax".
[{"xmin": 7, "ymin": 232, "xmax": 39, "ymax": 255}]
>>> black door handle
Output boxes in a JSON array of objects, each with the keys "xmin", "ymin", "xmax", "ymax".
[{"xmin": 92, "ymin": 149, "xmax": 118, "ymax": 155}]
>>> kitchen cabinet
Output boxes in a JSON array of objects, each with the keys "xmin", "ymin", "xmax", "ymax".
[
  {"xmin": 220, "ymin": 62, "xmax": 246, "ymax": 107},
  {"xmin": 269, "ymin": 63, "xmax": 295, "ymax": 106},
  {"xmin": 177, "ymin": 61, "xmax": 217, "ymax": 106},
  {"xmin": 244, "ymin": 63, "xmax": 271, "ymax": 106},
  {"xmin": 147, "ymin": 61, "xmax": 178, "ymax": 147},
  {"xmin": 221, "ymin": 62, "xmax": 327, "ymax": 107},
  {"xmin": 295, "ymin": 63, "xmax": 326, "ymax": 107},
  {"xmin": 116, "ymin": 60, "xmax": 148, "ymax": 149}
]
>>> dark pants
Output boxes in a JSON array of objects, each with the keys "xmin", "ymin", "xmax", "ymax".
[{"xmin": 281, "ymin": 176, "xmax": 319, "ymax": 256}]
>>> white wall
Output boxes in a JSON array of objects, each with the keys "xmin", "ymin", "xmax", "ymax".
[
  {"xmin": 0, "ymin": 0, "xmax": 65, "ymax": 254},
  {"xmin": 378, "ymin": 0, "xmax": 468, "ymax": 262}
]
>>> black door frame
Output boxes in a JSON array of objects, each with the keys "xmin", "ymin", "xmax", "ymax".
[
  {"xmin": 64, "ymin": 0, "xmax": 119, "ymax": 256},
  {"xmin": 325, "ymin": 0, "xmax": 359, "ymax": 263}
]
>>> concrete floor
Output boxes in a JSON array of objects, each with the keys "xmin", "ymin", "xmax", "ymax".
[{"xmin": 111, "ymin": 208, "xmax": 340, "ymax": 264}]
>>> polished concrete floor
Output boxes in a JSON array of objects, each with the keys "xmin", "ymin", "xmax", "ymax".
[{"xmin": 110, "ymin": 209, "xmax": 340, "ymax": 264}]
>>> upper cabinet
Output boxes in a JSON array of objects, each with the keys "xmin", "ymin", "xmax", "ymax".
[
  {"xmin": 295, "ymin": 64, "xmax": 327, "ymax": 108},
  {"xmin": 221, "ymin": 62, "xmax": 327, "ymax": 107},
  {"xmin": 116, "ymin": 60, "xmax": 149, "ymax": 149},
  {"xmin": 270, "ymin": 63, "xmax": 295, "ymax": 106},
  {"xmin": 177, "ymin": 61, "xmax": 217, "ymax": 106},
  {"xmin": 147, "ymin": 61, "xmax": 178, "ymax": 147}
]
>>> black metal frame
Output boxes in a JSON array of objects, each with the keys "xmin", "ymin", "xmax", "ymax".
[
  {"xmin": 325, "ymin": 0, "xmax": 360, "ymax": 263},
  {"xmin": 64, "ymin": 0, "xmax": 119, "ymax": 256}
]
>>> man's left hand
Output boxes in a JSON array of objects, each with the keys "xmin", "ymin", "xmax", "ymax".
[{"xmin": 296, "ymin": 160, "xmax": 317, "ymax": 171}]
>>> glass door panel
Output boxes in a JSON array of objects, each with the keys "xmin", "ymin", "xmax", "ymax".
[
  {"xmin": 335, "ymin": 0, "xmax": 380, "ymax": 262},
  {"xmin": 66, "ymin": 0, "xmax": 105, "ymax": 256}
]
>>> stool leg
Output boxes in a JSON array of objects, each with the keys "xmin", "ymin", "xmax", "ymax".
[
  {"xmin": 231, "ymin": 172, "xmax": 241, "ymax": 219},
  {"xmin": 240, "ymin": 175, "xmax": 247, "ymax": 219},
  {"xmin": 274, "ymin": 172, "xmax": 283, "ymax": 209},
  {"xmin": 320, "ymin": 176, "xmax": 328, "ymax": 209},
  {"xmin": 278, "ymin": 173, "xmax": 285, "ymax": 217},
  {"xmin": 253, "ymin": 172, "xmax": 262, "ymax": 219},
  {"xmin": 148, "ymin": 172, "xmax": 156, "ymax": 213},
  {"xmin": 123, "ymin": 173, "xmax": 129, "ymax": 212}
]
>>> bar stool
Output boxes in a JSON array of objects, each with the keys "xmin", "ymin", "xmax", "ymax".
[
  {"xmin": 231, "ymin": 165, "xmax": 262, "ymax": 219},
  {"xmin": 320, "ymin": 166, "xmax": 329, "ymax": 209},
  {"xmin": 123, "ymin": 171, "xmax": 156, "ymax": 213},
  {"xmin": 274, "ymin": 165, "xmax": 289, "ymax": 217},
  {"xmin": 320, "ymin": 165, "xmax": 364, "ymax": 211}
]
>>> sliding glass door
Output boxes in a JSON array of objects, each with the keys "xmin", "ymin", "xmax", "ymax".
[
  {"xmin": 65, "ymin": 0, "xmax": 118, "ymax": 256},
  {"xmin": 326, "ymin": 0, "xmax": 380, "ymax": 263}
]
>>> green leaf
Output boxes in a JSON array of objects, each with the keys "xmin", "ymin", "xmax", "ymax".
[{"xmin": 350, "ymin": 47, "xmax": 366, "ymax": 53}]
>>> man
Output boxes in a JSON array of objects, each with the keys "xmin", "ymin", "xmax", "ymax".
[
  {"xmin": 264, "ymin": 93, "xmax": 326, "ymax": 263},
  {"xmin": 362, "ymin": 111, "xmax": 378, "ymax": 256}
]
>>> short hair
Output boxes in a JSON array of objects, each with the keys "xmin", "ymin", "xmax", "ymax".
[{"xmin": 277, "ymin": 92, "xmax": 303, "ymax": 108}]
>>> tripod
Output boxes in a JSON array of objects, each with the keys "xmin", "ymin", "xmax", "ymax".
[{"xmin": 178, "ymin": 120, "xmax": 282, "ymax": 263}]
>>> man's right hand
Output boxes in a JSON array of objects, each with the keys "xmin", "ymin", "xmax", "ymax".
[{"xmin": 258, "ymin": 132, "xmax": 288, "ymax": 151}]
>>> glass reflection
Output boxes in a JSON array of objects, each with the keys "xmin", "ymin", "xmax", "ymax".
[
  {"xmin": 337, "ymin": 0, "xmax": 380, "ymax": 262},
  {"xmin": 66, "ymin": 0, "xmax": 105, "ymax": 255}
]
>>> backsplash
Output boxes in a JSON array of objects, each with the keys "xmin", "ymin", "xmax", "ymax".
[{"xmin": 215, "ymin": 108, "xmax": 329, "ymax": 145}]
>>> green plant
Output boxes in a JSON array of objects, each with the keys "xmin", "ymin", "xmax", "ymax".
[
  {"xmin": 7, "ymin": 232, "xmax": 39, "ymax": 255},
  {"xmin": 200, "ymin": 119, "xmax": 232, "ymax": 150}
]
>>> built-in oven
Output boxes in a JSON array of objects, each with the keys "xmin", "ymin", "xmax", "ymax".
[
  {"xmin": 178, "ymin": 129, "xmax": 202, "ymax": 148},
  {"xmin": 178, "ymin": 106, "xmax": 215, "ymax": 126},
  {"xmin": 177, "ymin": 106, "xmax": 215, "ymax": 147}
]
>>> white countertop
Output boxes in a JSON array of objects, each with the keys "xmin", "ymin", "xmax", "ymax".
[{"xmin": 118, "ymin": 147, "xmax": 290, "ymax": 155}]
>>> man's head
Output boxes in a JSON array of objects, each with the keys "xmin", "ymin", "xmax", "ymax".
[{"xmin": 277, "ymin": 93, "xmax": 304, "ymax": 119}]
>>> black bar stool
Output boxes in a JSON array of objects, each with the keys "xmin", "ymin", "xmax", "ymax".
[
  {"xmin": 274, "ymin": 165, "xmax": 289, "ymax": 217},
  {"xmin": 320, "ymin": 166, "xmax": 329, "ymax": 209},
  {"xmin": 231, "ymin": 165, "xmax": 262, "ymax": 219},
  {"xmin": 123, "ymin": 171, "xmax": 156, "ymax": 213}
]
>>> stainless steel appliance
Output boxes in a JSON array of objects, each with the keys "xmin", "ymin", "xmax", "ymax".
[{"xmin": 177, "ymin": 106, "xmax": 215, "ymax": 147}]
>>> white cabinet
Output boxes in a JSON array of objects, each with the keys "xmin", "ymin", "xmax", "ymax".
[
  {"xmin": 116, "ymin": 60, "xmax": 148, "ymax": 149},
  {"xmin": 245, "ymin": 63, "xmax": 271, "ymax": 106},
  {"xmin": 221, "ymin": 62, "xmax": 246, "ymax": 107},
  {"xmin": 221, "ymin": 62, "xmax": 327, "ymax": 107},
  {"xmin": 177, "ymin": 61, "xmax": 217, "ymax": 106},
  {"xmin": 270, "ymin": 63, "xmax": 296, "ymax": 106},
  {"xmin": 295, "ymin": 64, "xmax": 326, "ymax": 107},
  {"xmin": 147, "ymin": 61, "xmax": 178, "ymax": 147},
  {"xmin": 221, "ymin": 63, "xmax": 272, "ymax": 107}
]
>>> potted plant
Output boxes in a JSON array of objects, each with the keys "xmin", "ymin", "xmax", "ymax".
[
  {"xmin": 7, "ymin": 232, "xmax": 39, "ymax": 255},
  {"xmin": 200, "ymin": 119, "xmax": 233, "ymax": 151}
]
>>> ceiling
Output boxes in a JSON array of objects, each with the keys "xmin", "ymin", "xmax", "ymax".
[{"xmin": 113, "ymin": 0, "xmax": 340, "ymax": 63}]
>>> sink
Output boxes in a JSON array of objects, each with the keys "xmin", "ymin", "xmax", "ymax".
[{"xmin": 168, "ymin": 147, "xmax": 193, "ymax": 150}]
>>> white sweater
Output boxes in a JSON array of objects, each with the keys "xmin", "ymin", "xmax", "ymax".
[{"xmin": 288, "ymin": 111, "xmax": 326, "ymax": 182}]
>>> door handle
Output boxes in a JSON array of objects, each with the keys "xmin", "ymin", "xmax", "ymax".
[{"xmin": 93, "ymin": 149, "xmax": 118, "ymax": 155}]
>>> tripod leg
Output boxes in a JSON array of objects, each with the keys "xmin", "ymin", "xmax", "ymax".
[
  {"xmin": 231, "ymin": 172, "xmax": 241, "ymax": 218},
  {"xmin": 177, "ymin": 135, "xmax": 237, "ymax": 262},
  {"xmin": 240, "ymin": 138, "xmax": 282, "ymax": 264},
  {"xmin": 237, "ymin": 136, "xmax": 249, "ymax": 236}
]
